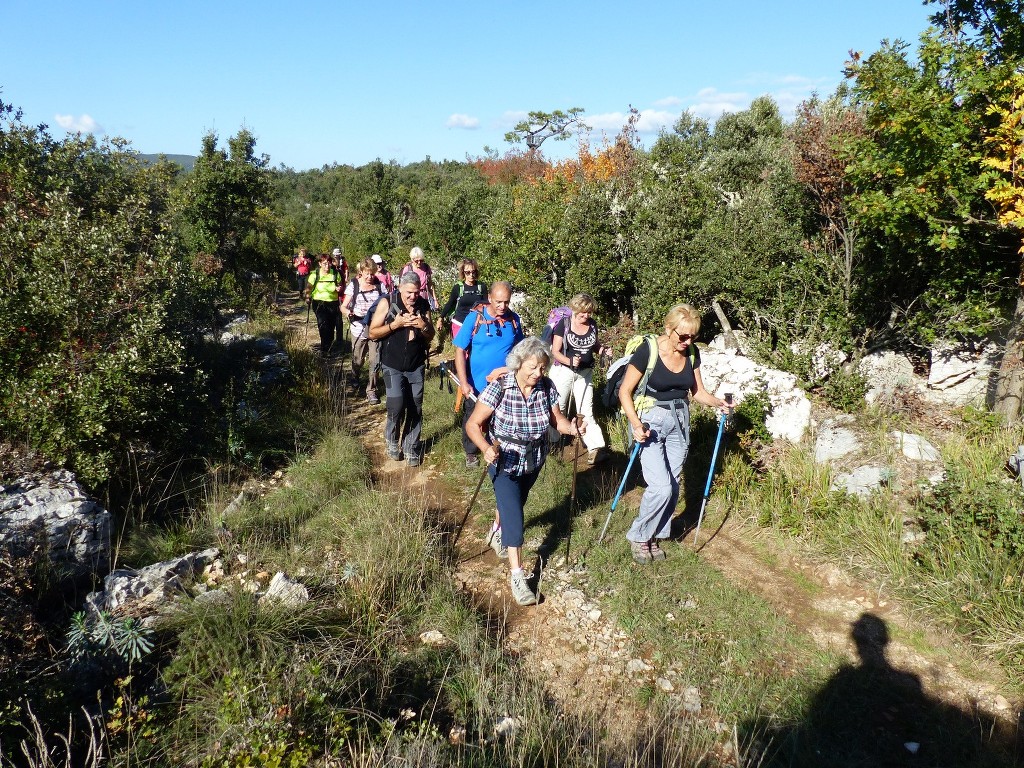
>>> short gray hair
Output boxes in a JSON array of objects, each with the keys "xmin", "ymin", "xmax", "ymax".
[
  {"xmin": 506, "ymin": 336, "xmax": 551, "ymax": 372},
  {"xmin": 409, "ymin": 246, "xmax": 425, "ymax": 260},
  {"xmin": 399, "ymin": 271, "xmax": 421, "ymax": 288}
]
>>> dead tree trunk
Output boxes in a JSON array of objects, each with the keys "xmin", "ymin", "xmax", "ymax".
[{"xmin": 711, "ymin": 300, "xmax": 740, "ymax": 352}]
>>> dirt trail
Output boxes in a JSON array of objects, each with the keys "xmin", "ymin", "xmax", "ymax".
[{"xmin": 277, "ymin": 293, "xmax": 1018, "ymax": 736}]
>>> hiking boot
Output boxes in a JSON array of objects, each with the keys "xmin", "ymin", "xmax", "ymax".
[
  {"xmin": 630, "ymin": 540, "xmax": 653, "ymax": 565},
  {"xmin": 587, "ymin": 448, "xmax": 607, "ymax": 466},
  {"xmin": 386, "ymin": 443, "xmax": 402, "ymax": 461},
  {"xmin": 408, "ymin": 452, "xmax": 422, "ymax": 467},
  {"xmin": 648, "ymin": 539, "xmax": 667, "ymax": 561},
  {"xmin": 466, "ymin": 454, "xmax": 480, "ymax": 468},
  {"xmin": 509, "ymin": 570, "xmax": 537, "ymax": 606},
  {"xmin": 367, "ymin": 393, "xmax": 380, "ymax": 405},
  {"xmin": 488, "ymin": 527, "xmax": 508, "ymax": 559}
]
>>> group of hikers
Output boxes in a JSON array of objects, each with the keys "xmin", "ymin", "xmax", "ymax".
[{"xmin": 291, "ymin": 246, "xmax": 729, "ymax": 606}]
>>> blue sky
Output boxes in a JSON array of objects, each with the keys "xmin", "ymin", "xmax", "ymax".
[{"xmin": 2, "ymin": 1, "xmax": 933, "ymax": 170}]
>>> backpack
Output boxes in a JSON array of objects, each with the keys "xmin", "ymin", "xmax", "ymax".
[
  {"xmin": 308, "ymin": 266, "xmax": 339, "ymax": 295},
  {"xmin": 540, "ymin": 306, "xmax": 573, "ymax": 344},
  {"xmin": 467, "ymin": 302, "xmax": 522, "ymax": 340},
  {"xmin": 444, "ymin": 281, "xmax": 488, "ymax": 320},
  {"xmin": 346, "ymin": 279, "xmax": 381, "ymax": 322},
  {"xmin": 601, "ymin": 335, "xmax": 696, "ymax": 413}
]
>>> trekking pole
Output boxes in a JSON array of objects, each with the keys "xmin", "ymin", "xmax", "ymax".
[
  {"xmin": 693, "ymin": 393, "xmax": 733, "ymax": 546},
  {"xmin": 455, "ymin": 438, "xmax": 493, "ymax": 546},
  {"xmin": 303, "ymin": 300, "xmax": 311, "ymax": 342},
  {"xmin": 565, "ymin": 363, "xmax": 581, "ymax": 561},
  {"xmin": 597, "ymin": 422, "xmax": 648, "ymax": 544}
]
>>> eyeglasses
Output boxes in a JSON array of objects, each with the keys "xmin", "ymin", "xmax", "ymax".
[
  {"xmin": 671, "ymin": 329, "xmax": 694, "ymax": 343},
  {"xmin": 464, "ymin": 270, "xmax": 478, "ymax": 275}
]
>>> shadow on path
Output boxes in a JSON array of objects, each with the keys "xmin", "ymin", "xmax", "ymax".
[{"xmin": 740, "ymin": 613, "xmax": 1021, "ymax": 767}]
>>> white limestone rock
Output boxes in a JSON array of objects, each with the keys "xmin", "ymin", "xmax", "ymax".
[
  {"xmin": 925, "ymin": 339, "xmax": 1001, "ymax": 405},
  {"xmin": 858, "ymin": 351, "xmax": 919, "ymax": 404},
  {"xmin": 260, "ymin": 571, "xmax": 309, "ymax": 608},
  {"xmin": 890, "ymin": 431, "xmax": 941, "ymax": 462},
  {"xmin": 699, "ymin": 349, "xmax": 812, "ymax": 442},
  {"xmin": 86, "ymin": 547, "xmax": 220, "ymax": 615},
  {"xmin": 0, "ymin": 470, "xmax": 111, "ymax": 580}
]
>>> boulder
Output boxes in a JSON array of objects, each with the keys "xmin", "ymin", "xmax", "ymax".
[
  {"xmin": 86, "ymin": 547, "xmax": 220, "ymax": 616},
  {"xmin": 0, "ymin": 470, "xmax": 111, "ymax": 580},
  {"xmin": 925, "ymin": 339, "xmax": 1001, "ymax": 405},
  {"xmin": 858, "ymin": 351, "xmax": 918, "ymax": 404},
  {"xmin": 699, "ymin": 349, "xmax": 812, "ymax": 442}
]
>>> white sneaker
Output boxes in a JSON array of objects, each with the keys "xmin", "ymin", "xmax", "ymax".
[
  {"xmin": 509, "ymin": 570, "xmax": 537, "ymax": 606},
  {"xmin": 488, "ymin": 527, "xmax": 508, "ymax": 559}
]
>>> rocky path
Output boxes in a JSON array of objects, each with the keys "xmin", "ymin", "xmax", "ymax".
[{"xmin": 277, "ymin": 293, "xmax": 1018, "ymax": 749}]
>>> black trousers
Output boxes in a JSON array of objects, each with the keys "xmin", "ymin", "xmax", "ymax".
[{"xmin": 312, "ymin": 300, "xmax": 340, "ymax": 354}]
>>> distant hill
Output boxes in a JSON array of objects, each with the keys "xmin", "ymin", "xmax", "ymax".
[{"xmin": 137, "ymin": 153, "xmax": 197, "ymax": 172}]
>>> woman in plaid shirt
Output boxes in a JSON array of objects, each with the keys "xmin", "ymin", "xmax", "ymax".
[{"xmin": 466, "ymin": 336, "xmax": 583, "ymax": 606}]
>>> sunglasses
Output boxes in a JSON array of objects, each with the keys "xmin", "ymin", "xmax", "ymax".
[
  {"xmin": 464, "ymin": 270, "xmax": 478, "ymax": 275},
  {"xmin": 671, "ymin": 329, "xmax": 694, "ymax": 343}
]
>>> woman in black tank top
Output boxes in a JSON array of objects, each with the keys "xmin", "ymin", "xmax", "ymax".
[{"xmin": 617, "ymin": 304, "xmax": 728, "ymax": 564}]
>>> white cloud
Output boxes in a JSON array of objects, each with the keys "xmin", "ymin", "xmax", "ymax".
[
  {"xmin": 653, "ymin": 96, "xmax": 683, "ymax": 108},
  {"xmin": 54, "ymin": 113, "xmax": 101, "ymax": 133},
  {"xmin": 586, "ymin": 109, "xmax": 677, "ymax": 135},
  {"xmin": 687, "ymin": 88, "xmax": 750, "ymax": 120},
  {"xmin": 445, "ymin": 113, "xmax": 480, "ymax": 130}
]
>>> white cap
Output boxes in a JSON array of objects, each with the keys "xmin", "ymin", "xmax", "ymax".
[
  {"xmin": 332, "ymin": 248, "xmax": 342, "ymax": 256},
  {"xmin": 371, "ymin": 254, "xmax": 384, "ymax": 264}
]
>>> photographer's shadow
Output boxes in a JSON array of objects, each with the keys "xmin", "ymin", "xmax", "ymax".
[{"xmin": 740, "ymin": 613, "xmax": 1020, "ymax": 766}]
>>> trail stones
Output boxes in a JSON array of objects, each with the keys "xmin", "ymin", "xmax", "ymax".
[
  {"xmin": 259, "ymin": 571, "xmax": 309, "ymax": 608},
  {"xmin": 656, "ymin": 677, "xmax": 674, "ymax": 693},
  {"xmin": 419, "ymin": 630, "xmax": 449, "ymax": 647},
  {"xmin": 891, "ymin": 431, "xmax": 941, "ymax": 462},
  {"xmin": 86, "ymin": 547, "xmax": 220, "ymax": 616},
  {"xmin": 832, "ymin": 466, "xmax": 892, "ymax": 498},
  {"xmin": 682, "ymin": 686, "xmax": 702, "ymax": 714},
  {"xmin": 0, "ymin": 470, "xmax": 111, "ymax": 581},
  {"xmin": 814, "ymin": 418, "xmax": 861, "ymax": 463}
]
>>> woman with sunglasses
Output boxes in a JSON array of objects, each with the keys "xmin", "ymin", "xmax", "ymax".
[
  {"xmin": 618, "ymin": 304, "xmax": 727, "ymax": 564},
  {"xmin": 436, "ymin": 258, "xmax": 487, "ymax": 353}
]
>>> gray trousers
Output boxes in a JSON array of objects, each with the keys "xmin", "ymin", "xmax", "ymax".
[
  {"xmin": 382, "ymin": 364, "xmax": 425, "ymax": 458},
  {"xmin": 626, "ymin": 401, "xmax": 690, "ymax": 544}
]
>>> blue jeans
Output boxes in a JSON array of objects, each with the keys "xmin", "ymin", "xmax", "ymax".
[
  {"xmin": 626, "ymin": 402, "xmax": 691, "ymax": 543},
  {"xmin": 381, "ymin": 365, "xmax": 425, "ymax": 458},
  {"xmin": 488, "ymin": 465, "xmax": 540, "ymax": 548}
]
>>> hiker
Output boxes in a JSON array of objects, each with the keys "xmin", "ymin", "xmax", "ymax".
[
  {"xmin": 466, "ymin": 336, "xmax": 584, "ymax": 606},
  {"xmin": 368, "ymin": 271, "xmax": 434, "ymax": 465},
  {"xmin": 453, "ymin": 281, "xmax": 524, "ymax": 467},
  {"xmin": 342, "ymin": 258, "xmax": 384, "ymax": 404},
  {"xmin": 292, "ymin": 247, "xmax": 312, "ymax": 293},
  {"xmin": 548, "ymin": 293, "xmax": 611, "ymax": 465},
  {"xmin": 618, "ymin": 304, "xmax": 727, "ymax": 563},
  {"xmin": 435, "ymin": 258, "xmax": 487, "ymax": 355},
  {"xmin": 331, "ymin": 247, "xmax": 349, "ymax": 283},
  {"xmin": 400, "ymin": 246, "xmax": 439, "ymax": 309},
  {"xmin": 304, "ymin": 252, "xmax": 343, "ymax": 356},
  {"xmin": 372, "ymin": 254, "xmax": 395, "ymax": 293}
]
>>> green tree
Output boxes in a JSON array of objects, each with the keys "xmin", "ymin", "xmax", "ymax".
[
  {"xmin": 173, "ymin": 129, "xmax": 277, "ymax": 292},
  {"xmin": 504, "ymin": 107, "xmax": 588, "ymax": 154}
]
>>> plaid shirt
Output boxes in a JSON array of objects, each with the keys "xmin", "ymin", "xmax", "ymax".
[{"xmin": 480, "ymin": 373, "xmax": 558, "ymax": 476}]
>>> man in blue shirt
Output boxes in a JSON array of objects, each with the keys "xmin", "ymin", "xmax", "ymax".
[{"xmin": 453, "ymin": 281, "xmax": 524, "ymax": 467}]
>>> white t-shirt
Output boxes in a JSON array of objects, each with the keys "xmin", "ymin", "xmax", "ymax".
[{"xmin": 343, "ymin": 280, "xmax": 384, "ymax": 339}]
